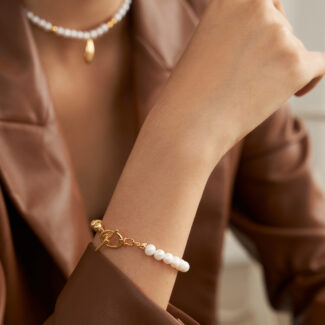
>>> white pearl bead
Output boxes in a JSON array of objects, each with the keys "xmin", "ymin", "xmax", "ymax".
[
  {"xmin": 71, "ymin": 30, "xmax": 77, "ymax": 37},
  {"xmin": 171, "ymin": 256, "xmax": 182, "ymax": 269},
  {"xmin": 64, "ymin": 29, "xmax": 72, "ymax": 37},
  {"xmin": 84, "ymin": 32, "xmax": 90, "ymax": 39},
  {"xmin": 144, "ymin": 244, "xmax": 156, "ymax": 256},
  {"xmin": 101, "ymin": 24, "xmax": 109, "ymax": 32},
  {"xmin": 31, "ymin": 15, "xmax": 37, "ymax": 23},
  {"xmin": 82, "ymin": 32, "xmax": 89, "ymax": 40},
  {"xmin": 77, "ymin": 31, "xmax": 84, "ymax": 39},
  {"xmin": 154, "ymin": 249, "xmax": 165, "ymax": 261},
  {"xmin": 33, "ymin": 16, "xmax": 41, "ymax": 24},
  {"xmin": 26, "ymin": 11, "xmax": 34, "ymax": 19},
  {"xmin": 57, "ymin": 27, "xmax": 64, "ymax": 35},
  {"xmin": 90, "ymin": 30, "xmax": 98, "ymax": 39},
  {"xmin": 44, "ymin": 22, "xmax": 52, "ymax": 31},
  {"xmin": 96, "ymin": 27, "xmax": 103, "ymax": 36},
  {"xmin": 181, "ymin": 260, "xmax": 190, "ymax": 272},
  {"xmin": 115, "ymin": 13, "xmax": 122, "ymax": 21},
  {"xmin": 39, "ymin": 19, "xmax": 46, "ymax": 27},
  {"xmin": 163, "ymin": 253, "xmax": 173, "ymax": 265},
  {"xmin": 179, "ymin": 260, "xmax": 190, "ymax": 272},
  {"xmin": 177, "ymin": 260, "xmax": 184, "ymax": 272}
]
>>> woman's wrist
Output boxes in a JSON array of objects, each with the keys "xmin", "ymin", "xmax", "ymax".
[
  {"xmin": 140, "ymin": 97, "xmax": 233, "ymax": 176},
  {"xmin": 95, "ymin": 110, "xmax": 217, "ymax": 308}
]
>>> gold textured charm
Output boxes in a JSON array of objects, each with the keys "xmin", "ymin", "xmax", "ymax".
[{"xmin": 84, "ymin": 38, "xmax": 95, "ymax": 63}]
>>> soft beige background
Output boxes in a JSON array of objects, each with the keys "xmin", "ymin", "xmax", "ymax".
[{"xmin": 218, "ymin": 1, "xmax": 325, "ymax": 324}]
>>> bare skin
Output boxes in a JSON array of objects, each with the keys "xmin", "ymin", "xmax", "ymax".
[
  {"xmin": 23, "ymin": 0, "xmax": 136, "ymax": 219},
  {"xmin": 24, "ymin": 0, "xmax": 325, "ymax": 312}
]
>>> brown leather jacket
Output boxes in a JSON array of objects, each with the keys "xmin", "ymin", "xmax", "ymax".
[{"xmin": 1, "ymin": 0, "xmax": 325, "ymax": 324}]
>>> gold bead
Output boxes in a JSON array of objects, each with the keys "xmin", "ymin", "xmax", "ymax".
[
  {"xmin": 107, "ymin": 18, "xmax": 117, "ymax": 28},
  {"xmin": 90, "ymin": 219, "xmax": 104, "ymax": 232},
  {"xmin": 51, "ymin": 25, "xmax": 58, "ymax": 32}
]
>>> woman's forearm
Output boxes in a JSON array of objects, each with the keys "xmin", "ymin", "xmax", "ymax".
[
  {"xmin": 92, "ymin": 0, "xmax": 325, "ymax": 311},
  {"xmin": 93, "ymin": 101, "xmax": 222, "ymax": 310}
]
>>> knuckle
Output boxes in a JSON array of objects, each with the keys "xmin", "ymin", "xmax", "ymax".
[
  {"xmin": 246, "ymin": 0, "xmax": 264, "ymax": 12},
  {"xmin": 246, "ymin": 0, "xmax": 262, "ymax": 7},
  {"xmin": 269, "ymin": 23, "xmax": 288, "ymax": 45},
  {"xmin": 268, "ymin": 23, "xmax": 305, "ymax": 77},
  {"xmin": 282, "ymin": 48, "xmax": 304, "ymax": 76}
]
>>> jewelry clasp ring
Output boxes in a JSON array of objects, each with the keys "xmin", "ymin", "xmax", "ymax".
[{"xmin": 100, "ymin": 229, "xmax": 124, "ymax": 248}]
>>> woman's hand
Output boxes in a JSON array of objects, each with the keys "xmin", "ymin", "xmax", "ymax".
[{"xmin": 148, "ymin": 0, "xmax": 325, "ymax": 166}]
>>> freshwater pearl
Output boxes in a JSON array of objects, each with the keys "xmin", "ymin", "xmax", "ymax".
[
  {"xmin": 64, "ymin": 29, "xmax": 72, "ymax": 37},
  {"xmin": 27, "ymin": 11, "xmax": 33, "ymax": 19},
  {"xmin": 163, "ymin": 253, "xmax": 173, "ymax": 265},
  {"xmin": 154, "ymin": 249, "xmax": 165, "ymax": 261},
  {"xmin": 178, "ymin": 260, "xmax": 190, "ymax": 272},
  {"xmin": 32, "ymin": 16, "xmax": 40, "ymax": 24},
  {"xmin": 39, "ymin": 19, "xmax": 47, "ymax": 28},
  {"xmin": 90, "ymin": 30, "xmax": 98, "ymax": 39},
  {"xmin": 57, "ymin": 27, "xmax": 64, "ymax": 35},
  {"xmin": 115, "ymin": 13, "xmax": 122, "ymax": 21},
  {"xmin": 44, "ymin": 22, "xmax": 52, "ymax": 31},
  {"xmin": 101, "ymin": 24, "xmax": 109, "ymax": 32},
  {"xmin": 144, "ymin": 244, "xmax": 156, "ymax": 256},
  {"xmin": 171, "ymin": 256, "xmax": 182, "ymax": 269}
]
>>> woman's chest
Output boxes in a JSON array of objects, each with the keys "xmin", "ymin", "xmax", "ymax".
[
  {"xmin": 41, "ymin": 35, "xmax": 136, "ymax": 218},
  {"xmin": 55, "ymin": 82, "xmax": 137, "ymax": 219}
]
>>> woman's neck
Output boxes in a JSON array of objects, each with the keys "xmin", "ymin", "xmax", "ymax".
[{"xmin": 22, "ymin": 0, "xmax": 124, "ymax": 29}]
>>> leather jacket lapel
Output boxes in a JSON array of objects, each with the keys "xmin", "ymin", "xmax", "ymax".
[
  {"xmin": 0, "ymin": 0, "xmax": 91, "ymax": 277},
  {"xmin": 131, "ymin": 0, "xmax": 199, "ymax": 126}
]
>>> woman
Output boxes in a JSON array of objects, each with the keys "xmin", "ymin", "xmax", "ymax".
[{"xmin": 1, "ymin": 0, "xmax": 325, "ymax": 324}]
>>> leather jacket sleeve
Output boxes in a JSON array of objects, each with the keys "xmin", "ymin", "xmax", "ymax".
[
  {"xmin": 231, "ymin": 103, "xmax": 325, "ymax": 324},
  {"xmin": 43, "ymin": 243, "xmax": 199, "ymax": 325}
]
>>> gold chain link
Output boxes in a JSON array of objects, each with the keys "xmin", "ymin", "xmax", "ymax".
[{"xmin": 91, "ymin": 219, "xmax": 147, "ymax": 251}]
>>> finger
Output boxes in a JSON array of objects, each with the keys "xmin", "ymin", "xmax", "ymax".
[
  {"xmin": 275, "ymin": 11, "xmax": 294, "ymax": 33},
  {"xmin": 273, "ymin": 0, "xmax": 286, "ymax": 16},
  {"xmin": 306, "ymin": 51, "xmax": 325, "ymax": 80},
  {"xmin": 295, "ymin": 76, "xmax": 323, "ymax": 97},
  {"xmin": 268, "ymin": 2, "xmax": 294, "ymax": 33},
  {"xmin": 295, "ymin": 51, "xmax": 325, "ymax": 96}
]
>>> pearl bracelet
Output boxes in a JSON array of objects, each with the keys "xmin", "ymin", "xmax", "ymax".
[{"xmin": 91, "ymin": 220, "xmax": 190, "ymax": 273}]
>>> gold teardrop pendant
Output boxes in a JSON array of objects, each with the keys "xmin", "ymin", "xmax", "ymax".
[{"xmin": 84, "ymin": 38, "xmax": 95, "ymax": 63}]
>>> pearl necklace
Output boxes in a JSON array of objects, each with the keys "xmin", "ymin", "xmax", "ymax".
[{"xmin": 24, "ymin": 0, "xmax": 132, "ymax": 63}]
